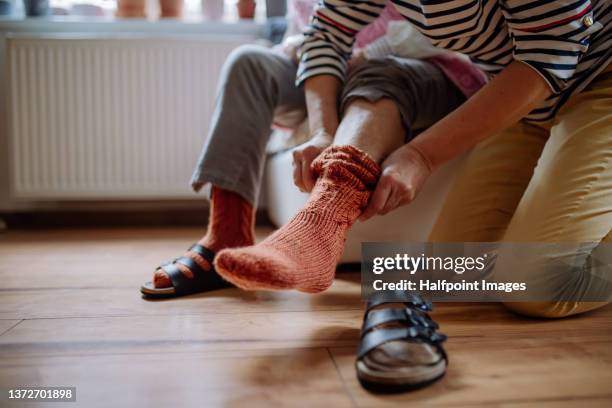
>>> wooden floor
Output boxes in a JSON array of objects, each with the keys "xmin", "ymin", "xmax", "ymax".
[{"xmin": 1, "ymin": 227, "xmax": 611, "ymax": 408}]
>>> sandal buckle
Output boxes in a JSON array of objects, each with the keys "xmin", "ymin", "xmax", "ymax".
[{"xmin": 404, "ymin": 307, "xmax": 439, "ymax": 329}]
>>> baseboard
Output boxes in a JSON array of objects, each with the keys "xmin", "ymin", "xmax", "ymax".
[{"xmin": 0, "ymin": 206, "xmax": 272, "ymax": 229}]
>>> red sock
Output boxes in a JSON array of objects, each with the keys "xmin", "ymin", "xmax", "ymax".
[
  {"xmin": 200, "ymin": 186, "xmax": 255, "ymax": 252},
  {"xmin": 153, "ymin": 186, "xmax": 254, "ymax": 288}
]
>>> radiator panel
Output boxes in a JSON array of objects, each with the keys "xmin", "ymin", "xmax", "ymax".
[{"xmin": 7, "ymin": 36, "xmax": 248, "ymax": 199}]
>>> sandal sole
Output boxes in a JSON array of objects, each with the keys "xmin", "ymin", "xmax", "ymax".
[
  {"xmin": 357, "ymin": 370, "xmax": 446, "ymax": 394},
  {"xmin": 140, "ymin": 279, "xmax": 233, "ymax": 299}
]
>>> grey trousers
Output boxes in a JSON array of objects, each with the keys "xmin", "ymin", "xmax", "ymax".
[{"xmin": 190, "ymin": 44, "xmax": 465, "ymax": 205}]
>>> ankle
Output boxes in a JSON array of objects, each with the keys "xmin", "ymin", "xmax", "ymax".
[
  {"xmin": 202, "ymin": 186, "xmax": 255, "ymax": 252},
  {"xmin": 198, "ymin": 230, "xmax": 254, "ymax": 253}
]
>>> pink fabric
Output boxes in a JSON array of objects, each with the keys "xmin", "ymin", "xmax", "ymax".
[
  {"xmin": 288, "ymin": 0, "xmax": 399, "ymax": 45},
  {"xmin": 355, "ymin": 3, "xmax": 403, "ymax": 48},
  {"xmin": 288, "ymin": 0, "xmax": 486, "ymax": 98},
  {"xmin": 288, "ymin": 0, "xmax": 315, "ymax": 35}
]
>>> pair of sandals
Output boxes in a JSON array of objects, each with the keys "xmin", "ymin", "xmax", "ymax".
[{"xmin": 141, "ymin": 245, "xmax": 447, "ymax": 393}]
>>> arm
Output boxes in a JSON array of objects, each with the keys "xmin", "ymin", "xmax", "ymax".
[
  {"xmin": 410, "ymin": 61, "xmax": 551, "ymax": 172},
  {"xmin": 361, "ymin": 61, "xmax": 552, "ymax": 220},
  {"xmin": 304, "ymin": 75, "xmax": 341, "ymax": 140},
  {"xmin": 361, "ymin": 0, "xmax": 601, "ymax": 219},
  {"xmin": 292, "ymin": 75, "xmax": 341, "ymax": 192},
  {"xmin": 292, "ymin": 0, "xmax": 385, "ymax": 192},
  {"xmin": 296, "ymin": 0, "xmax": 386, "ymax": 85}
]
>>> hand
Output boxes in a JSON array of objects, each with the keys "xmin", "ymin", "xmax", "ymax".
[
  {"xmin": 292, "ymin": 131, "xmax": 333, "ymax": 192},
  {"xmin": 360, "ymin": 145, "xmax": 433, "ymax": 221}
]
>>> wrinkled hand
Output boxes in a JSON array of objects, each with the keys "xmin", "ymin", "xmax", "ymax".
[
  {"xmin": 360, "ymin": 145, "xmax": 433, "ymax": 221},
  {"xmin": 292, "ymin": 131, "xmax": 333, "ymax": 193}
]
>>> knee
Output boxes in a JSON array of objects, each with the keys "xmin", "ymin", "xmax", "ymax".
[
  {"xmin": 341, "ymin": 60, "xmax": 401, "ymax": 112},
  {"xmin": 223, "ymin": 44, "xmax": 273, "ymax": 80},
  {"xmin": 340, "ymin": 58, "xmax": 407, "ymax": 124},
  {"xmin": 503, "ymin": 301, "xmax": 608, "ymax": 319},
  {"xmin": 344, "ymin": 59, "xmax": 390, "ymax": 90}
]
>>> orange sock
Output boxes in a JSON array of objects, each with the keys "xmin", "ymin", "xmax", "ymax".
[
  {"xmin": 153, "ymin": 186, "xmax": 254, "ymax": 288},
  {"xmin": 214, "ymin": 145, "xmax": 381, "ymax": 293},
  {"xmin": 200, "ymin": 186, "xmax": 255, "ymax": 253}
]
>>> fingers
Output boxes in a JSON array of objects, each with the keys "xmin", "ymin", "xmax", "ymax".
[
  {"xmin": 292, "ymin": 150, "xmax": 306, "ymax": 192},
  {"xmin": 380, "ymin": 189, "xmax": 402, "ymax": 215},
  {"xmin": 360, "ymin": 170, "xmax": 419, "ymax": 221},
  {"xmin": 360, "ymin": 177, "xmax": 392, "ymax": 221},
  {"xmin": 380, "ymin": 180, "xmax": 417, "ymax": 214},
  {"xmin": 301, "ymin": 146, "xmax": 320, "ymax": 192},
  {"xmin": 302, "ymin": 158, "xmax": 316, "ymax": 192},
  {"xmin": 294, "ymin": 145, "xmax": 324, "ymax": 192}
]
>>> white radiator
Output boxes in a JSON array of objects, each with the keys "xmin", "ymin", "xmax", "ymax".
[{"xmin": 6, "ymin": 35, "xmax": 251, "ymax": 199}]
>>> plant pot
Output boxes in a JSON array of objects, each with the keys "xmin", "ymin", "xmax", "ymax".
[
  {"xmin": 159, "ymin": 0, "xmax": 182, "ymax": 18},
  {"xmin": 236, "ymin": 0, "xmax": 255, "ymax": 19},
  {"xmin": 116, "ymin": 0, "xmax": 146, "ymax": 18}
]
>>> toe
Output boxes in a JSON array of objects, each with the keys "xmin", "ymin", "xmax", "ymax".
[
  {"xmin": 153, "ymin": 269, "xmax": 172, "ymax": 288},
  {"xmin": 213, "ymin": 249, "xmax": 242, "ymax": 281},
  {"xmin": 214, "ymin": 247, "xmax": 296, "ymax": 290}
]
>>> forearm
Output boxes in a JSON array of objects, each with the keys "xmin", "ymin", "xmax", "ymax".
[
  {"xmin": 304, "ymin": 75, "xmax": 342, "ymax": 142},
  {"xmin": 409, "ymin": 61, "xmax": 552, "ymax": 170}
]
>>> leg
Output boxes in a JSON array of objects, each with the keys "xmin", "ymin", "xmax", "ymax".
[
  {"xmin": 213, "ymin": 102, "xmax": 394, "ymax": 292},
  {"xmin": 191, "ymin": 44, "xmax": 306, "ymax": 204},
  {"xmin": 214, "ymin": 58, "xmax": 466, "ymax": 292},
  {"xmin": 152, "ymin": 45, "xmax": 305, "ymax": 289},
  {"xmin": 428, "ymin": 120, "xmax": 548, "ymax": 242},
  {"xmin": 332, "ymin": 98, "xmax": 404, "ymax": 162},
  {"xmin": 336, "ymin": 56, "xmax": 467, "ymax": 152},
  {"xmin": 500, "ymin": 73, "xmax": 612, "ymax": 318}
]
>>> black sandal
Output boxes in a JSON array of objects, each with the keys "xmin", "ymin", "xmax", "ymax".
[
  {"xmin": 356, "ymin": 291, "xmax": 448, "ymax": 393},
  {"xmin": 140, "ymin": 244, "xmax": 233, "ymax": 298}
]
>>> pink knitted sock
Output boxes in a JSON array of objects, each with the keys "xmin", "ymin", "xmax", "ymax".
[{"xmin": 214, "ymin": 145, "xmax": 381, "ymax": 293}]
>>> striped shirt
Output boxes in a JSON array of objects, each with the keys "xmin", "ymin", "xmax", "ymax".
[{"xmin": 297, "ymin": 0, "xmax": 611, "ymax": 122}]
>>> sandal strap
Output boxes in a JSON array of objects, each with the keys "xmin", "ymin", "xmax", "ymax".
[
  {"xmin": 361, "ymin": 307, "xmax": 438, "ymax": 336},
  {"xmin": 366, "ymin": 290, "xmax": 432, "ymax": 313},
  {"xmin": 357, "ymin": 291, "xmax": 447, "ymax": 364},
  {"xmin": 357, "ymin": 326, "xmax": 447, "ymax": 360},
  {"xmin": 160, "ymin": 262, "xmax": 194, "ymax": 293},
  {"xmin": 158, "ymin": 244, "xmax": 230, "ymax": 295},
  {"xmin": 189, "ymin": 244, "xmax": 215, "ymax": 262},
  {"xmin": 175, "ymin": 256, "xmax": 206, "ymax": 279}
]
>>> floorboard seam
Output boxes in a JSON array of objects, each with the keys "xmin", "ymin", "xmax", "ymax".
[
  {"xmin": 327, "ymin": 347, "xmax": 358, "ymax": 408},
  {"xmin": 0, "ymin": 320, "xmax": 23, "ymax": 337},
  {"xmin": 451, "ymin": 393, "xmax": 612, "ymax": 407},
  {"xmin": 5, "ymin": 309, "xmax": 363, "ymax": 320}
]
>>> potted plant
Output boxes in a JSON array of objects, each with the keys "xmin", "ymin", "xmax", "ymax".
[
  {"xmin": 159, "ymin": 0, "xmax": 182, "ymax": 18},
  {"xmin": 116, "ymin": 0, "xmax": 146, "ymax": 18},
  {"xmin": 236, "ymin": 0, "xmax": 255, "ymax": 19}
]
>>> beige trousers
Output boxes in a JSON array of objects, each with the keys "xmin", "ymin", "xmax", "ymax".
[{"xmin": 429, "ymin": 68, "xmax": 612, "ymax": 318}]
